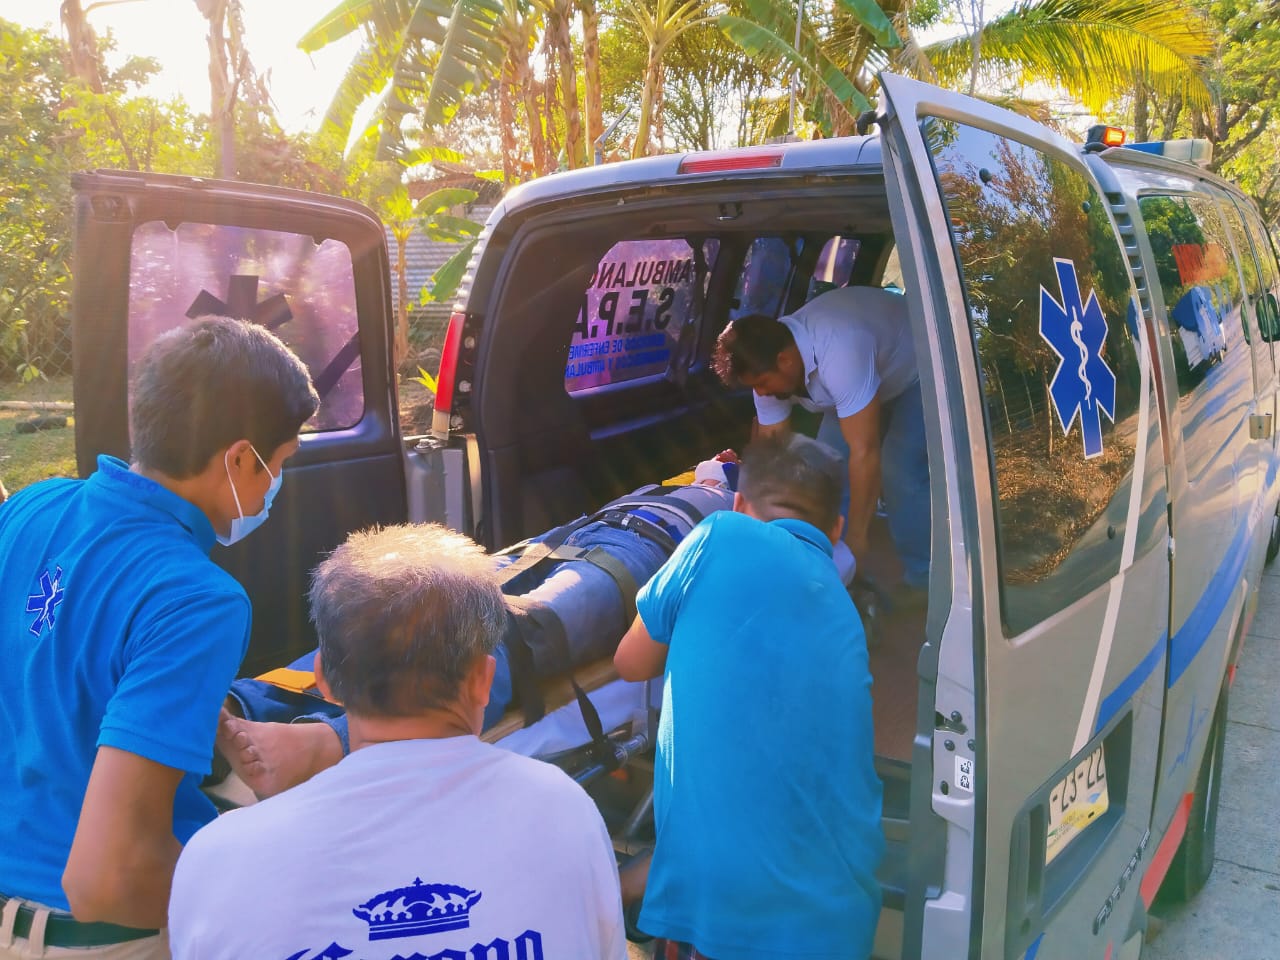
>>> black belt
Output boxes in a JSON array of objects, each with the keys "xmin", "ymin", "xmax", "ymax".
[{"xmin": 0, "ymin": 894, "xmax": 158, "ymax": 948}]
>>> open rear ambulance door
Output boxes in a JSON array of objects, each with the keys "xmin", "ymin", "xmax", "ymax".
[
  {"xmin": 71, "ymin": 171, "xmax": 408, "ymax": 675},
  {"xmin": 876, "ymin": 75, "xmax": 1170, "ymax": 959}
]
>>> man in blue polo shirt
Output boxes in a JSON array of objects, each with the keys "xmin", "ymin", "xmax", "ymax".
[
  {"xmin": 615, "ymin": 435, "xmax": 884, "ymax": 960},
  {"xmin": 0, "ymin": 317, "xmax": 317, "ymax": 958}
]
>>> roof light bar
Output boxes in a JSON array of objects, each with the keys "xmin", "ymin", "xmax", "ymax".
[
  {"xmin": 1124, "ymin": 139, "xmax": 1214, "ymax": 167},
  {"xmin": 678, "ymin": 151, "xmax": 784, "ymax": 175}
]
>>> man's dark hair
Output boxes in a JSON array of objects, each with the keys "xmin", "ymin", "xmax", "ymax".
[
  {"xmin": 130, "ymin": 317, "xmax": 318, "ymax": 477},
  {"xmin": 311, "ymin": 524, "xmax": 507, "ymax": 718},
  {"xmin": 739, "ymin": 434, "xmax": 844, "ymax": 532},
  {"xmin": 711, "ymin": 314, "xmax": 796, "ymax": 386}
]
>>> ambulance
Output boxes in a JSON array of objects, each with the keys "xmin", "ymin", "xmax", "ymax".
[{"xmin": 70, "ymin": 74, "xmax": 1280, "ymax": 958}]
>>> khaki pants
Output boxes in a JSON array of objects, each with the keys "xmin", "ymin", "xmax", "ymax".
[{"xmin": 0, "ymin": 899, "xmax": 168, "ymax": 959}]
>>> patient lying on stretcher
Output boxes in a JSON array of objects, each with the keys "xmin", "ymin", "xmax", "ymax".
[{"xmin": 216, "ymin": 452, "xmax": 857, "ymax": 799}]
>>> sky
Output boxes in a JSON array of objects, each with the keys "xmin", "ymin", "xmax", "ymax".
[
  {"xmin": 8, "ymin": 1, "xmax": 361, "ymax": 133},
  {"xmin": 6, "ymin": 1, "xmax": 1031, "ymax": 138}
]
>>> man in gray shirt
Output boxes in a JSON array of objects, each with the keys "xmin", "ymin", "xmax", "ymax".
[{"xmin": 712, "ymin": 285, "xmax": 930, "ymax": 594}]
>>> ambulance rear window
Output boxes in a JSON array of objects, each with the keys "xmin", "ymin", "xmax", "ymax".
[{"xmin": 565, "ymin": 238, "xmax": 719, "ymax": 395}]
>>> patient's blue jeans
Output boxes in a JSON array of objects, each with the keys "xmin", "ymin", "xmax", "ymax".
[{"xmin": 226, "ymin": 521, "xmax": 673, "ymax": 744}]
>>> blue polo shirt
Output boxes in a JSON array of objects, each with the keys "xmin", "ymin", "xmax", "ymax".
[
  {"xmin": 636, "ymin": 511, "xmax": 884, "ymax": 960},
  {"xmin": 0, "ymin": 456, "xmax": 251, "ymax": 910}
]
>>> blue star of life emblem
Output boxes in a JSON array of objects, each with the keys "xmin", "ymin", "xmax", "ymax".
[
  {"xmin": 1039, "ymin": 258, "xmax": 1118, "ymax": 459},
  {"xmin": 26, "ymin": 565, "xmax": 65, "ymax": 637}
]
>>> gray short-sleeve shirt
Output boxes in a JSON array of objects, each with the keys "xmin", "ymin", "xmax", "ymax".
[{"xmin": 754, "ymin": 286, "xmax": 917, "ymax": 426}]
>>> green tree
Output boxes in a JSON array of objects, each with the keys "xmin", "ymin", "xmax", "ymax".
[
  {"xmin": 379, "ymin": 181, "xmax": 481, "ymax": 368},
  {"xmin": 0, "ymin": 21, "xmax": 75, "ymax": 382},
  {"xmin": 923, "ymin": 0, "xmax": 1213, "ymax": 116}
]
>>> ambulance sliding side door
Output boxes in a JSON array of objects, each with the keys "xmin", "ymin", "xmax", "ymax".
[{"xmin": 877, "ymin": 74, "xmax": 1169, "ymax": 960}]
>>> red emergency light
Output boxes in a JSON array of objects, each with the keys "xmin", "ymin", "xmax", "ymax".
[
  {"xmin": 678, "ymin": 151, "xmax": 784, "ymax": 175},
  {"xmin": 1085, "ymin": 125, "xmax": 1127, "ymax": 150}
]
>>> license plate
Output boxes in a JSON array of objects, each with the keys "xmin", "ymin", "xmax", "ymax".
[{"xmin": 1046, "ymin": 745, "xmax": 1108, "ymax": 864}]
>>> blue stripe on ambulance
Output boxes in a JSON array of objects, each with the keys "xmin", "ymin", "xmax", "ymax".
[{"xmin": 1093, "ymin": 449, "xmax": 1280, "ymax": 732}]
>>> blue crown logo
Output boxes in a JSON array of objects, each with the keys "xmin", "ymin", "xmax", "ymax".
[{"xmin": 353, "ymin": 878, "xmax": 482, "ymax": 941}]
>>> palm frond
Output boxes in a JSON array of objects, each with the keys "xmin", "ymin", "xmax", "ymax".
[
  {"xmin": 300, "ymin": 0, "xmax": 397, "ymax": 51},
  {"xmin": 719, "ymin": 15, "xmax": 871, "ymax": 118},
  {"xmin": 423, "ymin": 239, "xmax": 478, "ymax": 303},
  {"xmin": 319, "ymin": 38, "xmax": 396, "ymax": 142},
  {"xmin": 924, "ymin": 0, "xmax": 1212, "ymax": 112},
  {"xmin": 832, "ymin": 0, "xmax": 902, "ymax": 50},
  {"xmin": 421, "ymin": 0, "xmax": 507, "ymax": 127},
  {"xmin": 413, "ymin": 187, "xmax": 479, "ymax": 215}
]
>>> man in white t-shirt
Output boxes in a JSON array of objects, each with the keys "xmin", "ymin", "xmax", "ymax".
[
  {"xmin": 712, "ymin": 285, "xmax": 930, "ymax": 593},
  {"xmin": 168, "ymin": 524, "xmax": 627, "ymax": 960}
]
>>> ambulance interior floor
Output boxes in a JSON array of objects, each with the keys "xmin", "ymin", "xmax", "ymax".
[
  {"xmin": 869, "ymin": 607, "xmax": 925, "ymax": 763},
  {"xmin": 858, "ymin": 512, "xmax": 926, "ymax": 764}
]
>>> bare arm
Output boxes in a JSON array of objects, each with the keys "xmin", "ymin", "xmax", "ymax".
[
  {"xmin": 840, "ymin": 395, "xmax": 883, "ymax": 561},
  {"xmin": 63, "ymin": 746, "xmax": 184, "ymax": 928},
  {"xmin": 614, "ymin": 614, "xmax": 668, "ymax": 681},
  {"xmin": 753, "ymin": 417, "xmax": 792, "ymax": 441}
]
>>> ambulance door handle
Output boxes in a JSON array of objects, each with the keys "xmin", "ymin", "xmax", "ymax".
[{"xmin": 1249, "ymin": 412, "xmax": 1273, "ymax": 440}]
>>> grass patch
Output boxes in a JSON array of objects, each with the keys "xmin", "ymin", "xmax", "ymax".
[{"xmin": 0, "ymin": 376, "xmax": 76, "ymax": 496}]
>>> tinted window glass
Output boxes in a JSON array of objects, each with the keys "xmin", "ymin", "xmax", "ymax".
[
  {"xmin": 881, "ymin": 245, "xmax": 906, "ymax": 293},
  {"xmin": 1233, "ymin": 198, "xmax": 1280, "ymax": 347},
  {"xmin": 1216, "ymin": 199, "xmax": 1273, "ymax": 387},
  {"xmin": 127, "ymin": 221, "xmax": 364, "ymax": 432},
  {"xmin": 804, "ymin": 236, "xmax": 861, "ymax": 300},
  {"xmin": 564, "ymin": 238, "xmax": 719, "ymax": 395},
  {"xmin": 1138, "ymin": 193, "xmax": 1254, "ymax": 481},
  {"xmin": 728, "ymin": 237, "xmax": 794, "ymax": 321},
  {"xmin": 927, "ymin": 121, "xmax": 1146, "ymax": 634}
]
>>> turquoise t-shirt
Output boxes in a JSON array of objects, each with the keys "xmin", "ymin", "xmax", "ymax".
[
  {"xmin": 636, "ymin": 511, "xmax": 884, "ymax": 960},
  {"xmin": 0, "ymin": 456, "xmax": 251, "ymax": 909}
]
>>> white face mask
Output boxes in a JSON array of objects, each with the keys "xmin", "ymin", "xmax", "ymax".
[{"xmin": 216, "ymin": 445, "xmax": 282, "ymax": 547}]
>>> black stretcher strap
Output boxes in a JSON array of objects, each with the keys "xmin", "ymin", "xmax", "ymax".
[{"xmin": 520, "ymin": 599, "xmax": 613, "ymax": 764}]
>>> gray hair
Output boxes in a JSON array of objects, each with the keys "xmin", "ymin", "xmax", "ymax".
[
  {"xmin": 310, "ymin": 523, "xmax": 507, "ymax": 717},
  {"xmin": 738, "ymin": 434, "xmax": 845, "ymax": 531}
]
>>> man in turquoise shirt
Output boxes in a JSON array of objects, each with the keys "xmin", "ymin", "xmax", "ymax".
[
  {"xmin": 616, "ymin": 435, "xmax": 884, "ymax": 960},
  {"xmin": 0, "ymin": 317, "xmax": 316, "ymax": 957}
]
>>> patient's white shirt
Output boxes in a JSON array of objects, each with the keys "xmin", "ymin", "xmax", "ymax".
[{"xmin": 170, "ymin": 735, "xmax": 626, "ymax": 960}]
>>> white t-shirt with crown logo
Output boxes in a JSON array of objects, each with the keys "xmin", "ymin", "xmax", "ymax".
[{"xmin": 169, "ymin": 736, "xmax": 627, "ymax": 960}]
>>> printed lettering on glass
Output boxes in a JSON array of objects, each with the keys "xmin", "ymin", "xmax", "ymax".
[{"xmin": 565, "ymin": 238, "xmax": 718, "ymax": 394}]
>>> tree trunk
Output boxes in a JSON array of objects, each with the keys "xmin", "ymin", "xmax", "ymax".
[
  {"xmin": 395, "ymin": 233, "xmax": 410, "ymax": 370},
  {"xmin": 514, "ymin": 46, "xmax": 548, "ymax": 176},
  {"xmin": 654, "ymin": 62, "xmax": 665, "ymax": 152},
  {"xmin": 542, "ymin": 47, "xmax": 562, "ymax": 173},
  {"xmin": 60, "ymin": 0, "xmax": 105, "ymax": 93},
  {"xmin": 580, "ymin": 0, "xmax": 603, "ymax": 160},
  {"xmin": 633, "ymin": 50, "xmax": 662, "ymax": 158},
  {"xmin": 499, "ymin": 56, "xmax": 518, "ymax": 185},
  {"xmin": 199, "ymin": 0, "xmax": 238, "ymax": 179},
  {"xmin": 1042, "ymin": 369, "xmax": 1054, "ymax": 458},
  {"xmin": 548, "ymin": 0, "xmax": 582, "ymax": 169},
  {"xmin": 1133, "ymin": 82, "xmax": 1150, "ymax": 142}
]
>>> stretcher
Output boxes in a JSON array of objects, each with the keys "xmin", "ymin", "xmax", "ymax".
[{"xmin": 220, "ymin": 478, "xmax": 733, "ymax": 798}]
